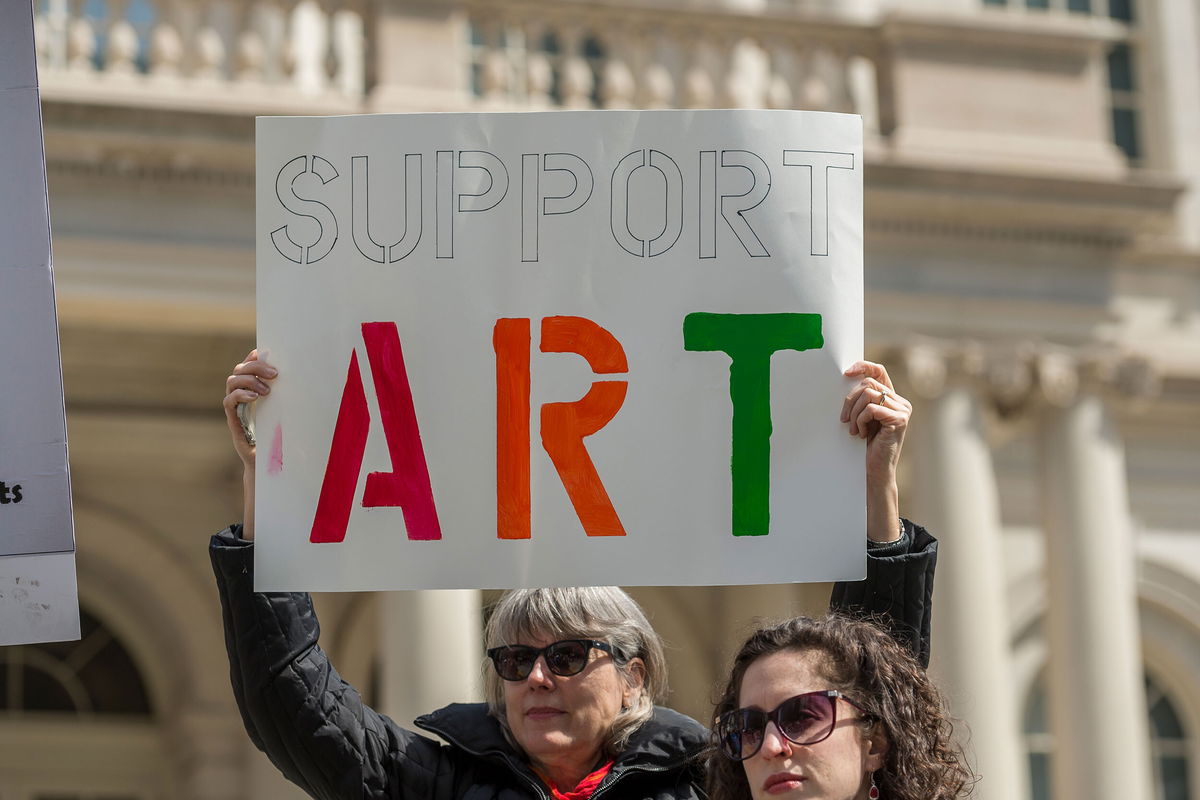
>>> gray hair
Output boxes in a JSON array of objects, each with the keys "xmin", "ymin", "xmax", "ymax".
[{"xmin": 483, "ymin": 586, "xmax": 668, "ymax": 757}]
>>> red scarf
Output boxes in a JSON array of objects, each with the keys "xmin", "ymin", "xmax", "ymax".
[{"xmin": 535, "ymin": 760, "xmax": 615, "ymax": 800}]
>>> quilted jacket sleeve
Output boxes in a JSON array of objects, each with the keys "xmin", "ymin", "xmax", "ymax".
[
  {"xmin": 828, "ymin": 519, "xmax": 937, "ymax": 668},
  {"xmin": 210, "ymin": 525, "xmax": 462, "ymax": 800}
]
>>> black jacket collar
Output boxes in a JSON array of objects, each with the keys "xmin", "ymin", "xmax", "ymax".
[{"xmin": 415, "ymin": 702, "xmax": 709, "ymax": 775}]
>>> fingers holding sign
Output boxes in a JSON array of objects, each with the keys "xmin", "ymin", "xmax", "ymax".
[
  {"xmin": 223, "ymin": 349, "xmax": 277, "ymax": 469},
  {"xmin": 841, "ymin": 361, "xmax": 911, "ymax": 439},
  {"xmin": 842, "ymin": 361, "xmax": 910, "ymax": 435}
]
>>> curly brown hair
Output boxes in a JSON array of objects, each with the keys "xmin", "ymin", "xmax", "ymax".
[{"xmin": 706, "ymin": 615, "xmax": 975, "ymax": 800}]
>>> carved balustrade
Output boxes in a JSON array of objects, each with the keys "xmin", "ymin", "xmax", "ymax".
[
  {"xmin": 463, "ymin": 0, "xmax": 884, "ymax": 131},
  {"xmin": 33, "ymin": 0, "xmax": 888, "ymax": 125},
  {"xmin": 34, "ymin": 0, "xmax": 366, "ymax": 111}
]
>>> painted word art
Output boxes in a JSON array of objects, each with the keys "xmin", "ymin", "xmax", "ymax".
[
  {"xmin": 255, "ymin": 109, "xmax": 864, "ymax": 591},
  {"xmin": 312, "ymin": 313, "xmax": 821, "ymax": 545}
]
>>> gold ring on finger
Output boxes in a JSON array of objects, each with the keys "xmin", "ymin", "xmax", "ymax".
[{"xmin": 877, "ymin": 389, "xmax": 890, "ymax": 406}]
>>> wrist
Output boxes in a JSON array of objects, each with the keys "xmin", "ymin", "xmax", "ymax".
[
  {"xmin": 867, "ymin": 521, "xmax": 902, "ymax": 544},
  {"xmin": 242, "ymin": 468, "xmax": 256, "ymax": 542},
  {"xmin": 866, "ymin": 480, "xmax": 900, "ymax": 543}
]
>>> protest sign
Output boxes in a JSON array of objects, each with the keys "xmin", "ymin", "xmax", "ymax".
[
  {"xmin": 0, "ymin": 0, "xmax": 80, "ymax": 644},
  {"xmin": 255, "ymin": 109, "xmax": 863, "ymax": 591}
]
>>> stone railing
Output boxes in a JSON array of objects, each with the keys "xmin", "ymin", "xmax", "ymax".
[
  {"xmin": 34, "ymin": 0, "xmax": 367, "ymax": 113},
  {"xmin": 33, "ymin": 0, "xmax": 887, "ymax": 129},
  {"xmin": 463, "ymin": 0, "xmax": 885, "ymax": 132}
]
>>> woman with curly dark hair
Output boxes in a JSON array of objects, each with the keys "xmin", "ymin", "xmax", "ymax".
[{"xmin": 708, "ymin": 616, "xmax": 974, "ymax": 800}]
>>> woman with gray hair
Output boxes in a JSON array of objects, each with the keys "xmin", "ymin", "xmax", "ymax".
[
  {"xmin": 211, "ymin": 355, "xmax": 935, "ymax": 800},
  {"xmin": 482, "ymin": 587, "xmax": 670, "ymax": 763}
]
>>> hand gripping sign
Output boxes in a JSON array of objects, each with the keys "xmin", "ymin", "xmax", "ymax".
[{"xmin": 254, "ymin": 110, "xmax": 864, "ymax": 591}]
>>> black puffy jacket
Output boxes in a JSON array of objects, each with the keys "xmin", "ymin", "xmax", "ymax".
[{"xmin": 210, "ymin": 519, "xmax": 936, "ymax": 800}]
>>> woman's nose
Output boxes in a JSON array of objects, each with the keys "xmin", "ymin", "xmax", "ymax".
[
  {"xmin": 759, "ymin": 721, "xmax": 794, "ymax": 758},
  {"xmin": 525, "ymin": 656, "xmax": 555, "ymax": 687}
]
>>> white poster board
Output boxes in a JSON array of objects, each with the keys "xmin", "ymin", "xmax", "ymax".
[
  {"xmin": 255, "ymin": 109, "xmax": 863, "ymax": 591},
  {"xmin": 0, "ymin": 0, "xmax": 80, "ymax": 644}
]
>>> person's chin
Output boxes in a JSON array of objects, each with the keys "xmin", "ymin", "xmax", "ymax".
[{"xmin": 519, "ymin": 728, "xmax": 574, "ymax": 756}]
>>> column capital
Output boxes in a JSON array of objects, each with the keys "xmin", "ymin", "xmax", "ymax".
[
  {"xmin": 895, "ymin": 342, "xmax": 947, "ymax": 399},
  {"xmin": 891, "ymin": 339, "xmax": 984, "ymax": 399},
  {"xmin": 888, "ymin": 340, "xmax": 1160, "ymax": 414},
  {"xmin": 1034, "ymin": 349, "xmax": 1162, "ymax": 408},
  {"xmin": 1034, "ymin": 349, "xmax": 1080, "ymax": 407},
  {"xmin": 1112, "ymin": 355, "xmax": 1163, "ymax": 405},
  {"xmin": 981, "ymin": 342, "xmax": 1036, "ymax": 415}
]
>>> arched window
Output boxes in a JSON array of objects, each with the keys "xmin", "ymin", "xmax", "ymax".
[
  {"xmin": 1023, "ymin": 672, "xmax": 1194, "ymax": 800},
  {"xmin": 0, "ymin": 608, "xmax": 152, "ymax": 717},
  {"xmin": 1147, "ymin": 675, "xmax": 1193, "ymax": 800},
  {"xmin": 0, "ymin": 607, "xmax": 164, "ymax": 799}
]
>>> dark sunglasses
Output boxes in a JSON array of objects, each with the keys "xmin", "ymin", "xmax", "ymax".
[
  {"xmin": 487, "ymin": 639, "xmax": 624, "ymax": 681},
  {"xmin": 715, "ymin": 690, "xmax": 869, "ymax": 761}
]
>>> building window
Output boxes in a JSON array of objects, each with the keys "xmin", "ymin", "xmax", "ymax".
[
  {"xmin": 1024, "ymin": 672, "xmax": 1194, "ymax": 800},
  {"xmin": 1147, "ymin": 676, "xmax": 1194, "ymax": 800},
  {"xmin": 1107, "ymin": 41, "xmax": 1141, "ymax": 160},
  {"xmin": 0, "ymin": 608, "xmax": 152, "ymax": 717},
  {"xmin": 1023, "ymin": 678, "xmax": 1053, "ymax": 800},
  {"xmin": 980, "ymin": 0, "xmax": 1142, "ymax": 162},
  {"xmin": 467, "ymin": 19, "xmax": 606, "ymax": 107},
  {"xmin": 978, "ymin": 0, "xmax": 1130, "ymax": 17}
]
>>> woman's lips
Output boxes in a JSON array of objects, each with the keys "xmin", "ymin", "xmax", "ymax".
[
  {"xmin": 762, "ymin": 772, "xmax": 804, "ymax": 794},
  {"xmin": 525, "ymin": 707, "xmax": 565, "ymax": 720}
]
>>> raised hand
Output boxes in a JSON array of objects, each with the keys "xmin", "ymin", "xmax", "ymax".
[
  {"xmin": 841, "ymin": 361, "xmax": 911, "ymax": 543},
  {"xmin": 222, "ymin": 349, "xmax": 278, "ymax": 540}
]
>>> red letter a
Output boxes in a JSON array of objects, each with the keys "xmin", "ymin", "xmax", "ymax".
[{"xmin": 310, "ymin": 322, "xmax": 442, "ymax": 543}]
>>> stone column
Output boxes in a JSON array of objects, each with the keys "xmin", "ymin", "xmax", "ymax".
[
  {"xmin": 1035, "ymin": 353, "xmax": 1153, "ymax": 800},
  {"xmin": 379, "ymin": 589, "xmax": 483, "ymax": 729},
  {"xmin": 901, "ymin": 344, "xmax": 1026, "ymax": 800},
  {"xmin": 1142, "ymin": 0, "xmax": 1200, "ymax": 248}
]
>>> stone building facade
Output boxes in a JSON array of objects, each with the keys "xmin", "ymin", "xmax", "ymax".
[{"xmin": 1, "ymin": 1, "xmax": 1198, "ymax": 799}]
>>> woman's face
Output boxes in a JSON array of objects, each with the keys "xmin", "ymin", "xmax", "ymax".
[
  {"xmin": 502, "ymin": 632, "xmax": 642, "ymax": 780},
  {"xmin": 737, "ymin": 649, "xmax": 885, "ymax": 800}
]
